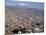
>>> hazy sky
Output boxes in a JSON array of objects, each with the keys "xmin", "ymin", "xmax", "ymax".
[
  {"xmin": 7, "ymin": 0, "xmax": 44, "ymax": 2},
  {"xmin": 5, "ymin": 0, "xmax": 44, "ymax": 9}
]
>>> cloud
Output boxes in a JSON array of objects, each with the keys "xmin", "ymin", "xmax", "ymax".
[{"xmin": 18, "ymin": 3, "xmax": 26, "ymax": 6}]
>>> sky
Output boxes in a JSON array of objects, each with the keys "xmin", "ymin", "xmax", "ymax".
[
  {"xmin": 5, "ymin": 0, "xmax": 44, "ymax": 9},
  {"xmin": 7, "ymin": 0, "xmax": 44, "ymax": 2}
]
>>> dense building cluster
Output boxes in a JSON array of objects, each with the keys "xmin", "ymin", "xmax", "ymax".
[{"xmin": 5, "ymin": 15, "xmax": 44, "ymax": 35}]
